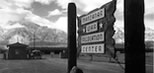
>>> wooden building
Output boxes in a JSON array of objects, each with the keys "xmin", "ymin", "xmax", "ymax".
[{"xmin": 7, "ymin": 42, "xmax": 28, "ymax": 59}]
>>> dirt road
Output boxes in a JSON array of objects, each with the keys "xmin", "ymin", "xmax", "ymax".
[{"xmin": 0, "ymin": 55, "xmax": 152, "ymax": 73}]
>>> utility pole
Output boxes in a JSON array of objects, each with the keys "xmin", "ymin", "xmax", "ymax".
[
  {"xmin": 67, "ymin": 3, "xmax": 77, "ymax": 73},
  {"xmin": 33, "ymin": 31, "xmax": 35, "ymax": 50},
  {"xmin": 124, "ymin": 0, "xmax": 145, "ymax": 73},
  {"xmin": 33, "ymin": 28, "xmax": 40, "ymax": 50}
]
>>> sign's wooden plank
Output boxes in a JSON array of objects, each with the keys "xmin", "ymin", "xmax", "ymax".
[{"xmin": 81, "ymin": 44, "xmax": 104, "ymax": 53}]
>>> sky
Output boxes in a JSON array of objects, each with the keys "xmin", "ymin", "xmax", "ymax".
[{"xmin": 0, "ymin": 0, "xmax": 153, "ymax": 32}]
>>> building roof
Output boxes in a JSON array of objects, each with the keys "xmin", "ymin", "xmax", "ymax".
[
  {"xmin": 7, "ymin": 42, "xmax": 28, "ymax": 47},
  {"xmin": 28, "ymin": 41, "xmax": 67, "ymax": 48}
]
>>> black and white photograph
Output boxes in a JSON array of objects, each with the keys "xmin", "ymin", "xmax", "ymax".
[{"xmin": 0, "ymin": 0, "xmax": 153, "ymax": 73}]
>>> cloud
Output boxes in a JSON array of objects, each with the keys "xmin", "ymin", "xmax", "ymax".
[
  {"xmin": 114, "ymin": 20, "xmax": 124, "ymax": 28},
  {"xmin": 145, "ymin": 13, "xmax": 154, "ymax": 20},
  {"xmin": 51, "ymin": 17, "xmax": 67, "ymax": 32},
  {"xmin": 4, "ymin": 23, "xmax": 24, "ymax": 29},
  {"xmin": 0, "ymin": 0, "xmax": 56, "ymax": 9},
  {"xmin": 0, "ymin": 0, "xmax": 34, "ymax": 9},
  {"xmin": 13, "ymin": 8, "xmax": 68, "ymax": 32},
  {"xmin": 114, "ymin": 9, "xmax": 123, "ymax": 21},
  {"xmin": 51, "ymin": 16, "xmax": 80, "ymax": 33},
  {"xmin": 47, "ymin": 9, "xmax": 62, "ymax": 17},
  {"xmin": 144, "ymin": 0, "xmax": 154, "ymax": 29},
  {"xmin": 1, "ymin": 0, "xmax": 153, "ymax": 33},
  {"xmin": 0, "ymin": 0, "xmax": 12, "ymax": 9},
  {"xmin": 76, "ymin": 0, "xmax": 112, "ymax": 12},
  {"xmin": 55, "ymin": 0, "xmax": 72, "ymax": 9},
  {"xmin": 0, "ymin": 4, "xmax": 54, "ymax": 29},
  {"xmin": 145, "ymin": 0, "xmax": 154, "ymax": 9},
  {"xmin": 12, "ymin": 0, "xmax": 34, "ymax": 8},
  {"xmin": 0, "ymin": 0, "xmax": 67, "ymax": 32},
  {"xmin": 144, "ymin": 0, "xmax": 154, "ymax": 21},
  {"xmin": 116, "ymin": 0, "xmax": 123, "ymax": 12},
  {"xmin": 25, "ymin": 12, "xmax": 54, "ymax": 27},
  {"xmin": 0, "ymin": 8, "xmax": 26, "ymax": 28},
  {"xmin": 145, "ymin": 19, "xmax": 154, "ymax": 29},
  {"xmin": 0, "ymin": 2, "xmax": 67, "ymax": 32},
  {"xmin": 35, "ymin": 0, "xmax": 55, "ymax": 5},
  {"xmin": 55, "ymin": 0, "xmax": 112, "ymax": 12}
]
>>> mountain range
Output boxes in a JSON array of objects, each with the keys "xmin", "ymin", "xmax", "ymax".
[
  {"xmin": 113, "ymin": 26, "xmax": 154, "ymax": 43},
  {"xmin": 0, "ymin": 21, "xmax": 67, "ymax": 49},
  {"xmin": 0, "ymin": 21, "xmax": 154, "ymax": 50}
]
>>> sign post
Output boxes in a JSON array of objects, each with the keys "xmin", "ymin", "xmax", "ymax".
[
  {"xmin": 78, "ymin": 0, "xmax": 116, "ymax": 58},
  {"xmin": 124, "ymin": 0, "xmax": 145, "ymax": 73},
  {"xmin": 67, "ymin": 3, "xmax": 77, "ymax": 73}
]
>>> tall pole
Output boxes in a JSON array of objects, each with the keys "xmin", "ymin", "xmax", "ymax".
[
  {"xmin": 67, "ymin": 3, "xmax": 77, "ymax": 73},
  {"xmin": 124, "ymin": 0, "xmax": 145, "ymax": 73},
  {"xmin": 34, "ymin": 32, "xmax": 35, "ymax": 50}
]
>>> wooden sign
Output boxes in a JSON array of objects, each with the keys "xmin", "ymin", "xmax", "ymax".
[{"xmin": 78, "ymin": 0, "xmax": 116, "ymax": 54}]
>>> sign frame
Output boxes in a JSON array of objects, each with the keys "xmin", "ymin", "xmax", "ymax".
[{"xmin": 78, "ymin": 0, "xmax": 116, "ymax": 54}]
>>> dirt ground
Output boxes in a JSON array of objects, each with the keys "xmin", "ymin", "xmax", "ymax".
[
  {"xmin": 79, "ymin": 52, "xmax": 153, "ymax": 73},
  {"xmin": 0, "ymin": 53, "xmax": 153, "ymax": 73}
]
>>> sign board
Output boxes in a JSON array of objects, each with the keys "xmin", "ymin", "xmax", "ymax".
[
  {"xmin": 85, "ymin": 22, "xmax": 98, "ymax": 33},
  {"xmin": 81, "ymin": 32, "xmax": 104, "ymax": 44},
  {"xmin": 78, "ymin": 0, "xmax": 116, "ymax": 54},
  {"xmin": 81, "ymin": 8, "xmax": 105, "ymax": 25},
  {"xmin": 78, "ymin": 4, "xmax": 105, "ymax": 54},
  {"xmin": 81, "ymin": 44, "xmax": 104, "ymax": 53}
]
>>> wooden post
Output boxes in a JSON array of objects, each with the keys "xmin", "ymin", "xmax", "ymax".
[
  {"xmin": 67, "ymin": 3, "xmax": 77, "ymax": 73},
  {"xmin": 124, "ymin": 0, "xmax": 145, "ymax": 73}
]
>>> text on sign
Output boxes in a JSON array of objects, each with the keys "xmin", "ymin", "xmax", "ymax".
[
  {"xmin": 81, "ymin": 8, "xmax": 105, "ymax": 25},
  {"xmin": 81, "ymin": 44, "xmax": 104, "ymax": 53},
  {"xmin": 81, "ymin": 32, "xmax": 104, "ymax": 44}
]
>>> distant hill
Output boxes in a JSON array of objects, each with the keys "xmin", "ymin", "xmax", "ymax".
[
  {"xmin": 0, "ymin": 21, "xmax": 154, "ymax": 50},
  {"xmin": 113, "ymin": 26, "xmax": 154, "ymax": 43},
  {"xmin": 0, "ymin": 22, "xmax": 67, "ymax": 49}
]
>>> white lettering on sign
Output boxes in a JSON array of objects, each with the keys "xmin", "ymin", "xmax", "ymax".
[
  {"xmin": 81, "ymin": 8, "xmax": 105, "ymax": 25},
  {"xmin": 86, "ymin": 22, "xmax": 98, "ymax": 33},
  {"xmin": 81, "ymin": 32, "xmax": 104, "ymax": 44},
  {"xmin": 81, "ymin": 44, "xmax": 104, "ymax": 53}
]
